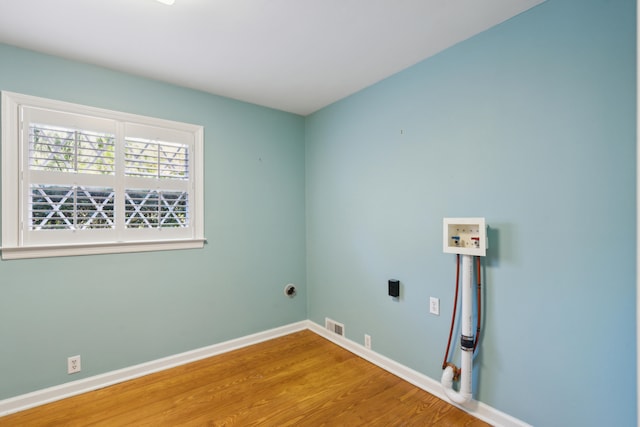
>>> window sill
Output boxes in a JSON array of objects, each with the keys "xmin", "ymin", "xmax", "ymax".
[{"xmin": 1, "ymin": 239, "xmax": 207, "ymax": 260}]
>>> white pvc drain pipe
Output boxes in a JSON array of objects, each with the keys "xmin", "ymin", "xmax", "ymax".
[{"xmin": 441, "ymin": 254, "xmax": 474, "ymax": 405}]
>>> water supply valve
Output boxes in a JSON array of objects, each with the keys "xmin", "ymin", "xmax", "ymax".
[{"xmin": 443, "ymin": 218, "xmax": 487, "ymax": 257}]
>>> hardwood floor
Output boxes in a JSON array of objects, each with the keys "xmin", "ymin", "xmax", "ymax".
[{"xmin": 0, "ymin": 330, "xmax": 489, "ymax": 426}]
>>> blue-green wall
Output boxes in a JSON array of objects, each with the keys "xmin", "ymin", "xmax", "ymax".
[
  {"xmin": 306, "ymin": 0, "xmax": 636, "ymax": 426},
  {"xmin": 0, "ymin": 44, "xmax": 307, "ymax": 397},
  {"xmin": 0, "ymin": 0, "xmax": 637, "ymax": 425}
]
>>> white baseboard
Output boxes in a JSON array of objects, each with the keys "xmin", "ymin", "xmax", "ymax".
[
  {"xmin": 0, "ymin": 321, "xmax": 308, "ymax": 417},
  {"xmin": 307, "ymin": 321, "xmax": 532, "ymax": 427},
  {"xmin": 0, "ymin": 319, "xmax": 529, "ymax": 427}
]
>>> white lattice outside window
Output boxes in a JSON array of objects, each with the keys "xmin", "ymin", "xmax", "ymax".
[{"xmin": 1, "ymin": 91, "xmax": 205, "ymax": 259}]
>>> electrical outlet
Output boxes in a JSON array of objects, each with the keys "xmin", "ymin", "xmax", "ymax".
[
  {"xmin": 67, "ymin": 355, "xmax": 81, "ymax": 374},
  {"xmin": 364, "ymin": 334, "xmax": 372, "ymax": 349},
  {"xmin": 430, "ymin": 297, "xmax": 440, "ymax": 316}
]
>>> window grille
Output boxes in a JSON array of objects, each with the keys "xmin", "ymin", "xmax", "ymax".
[
  {"xmin": 30, "ymin": 124, "xmax": 116, "ymax": 175},
  {"xmin": 125, "ymin": 138, "xmax": 189, "ymax": 179},
  {"xmin": 124, "ymin": 189, "xmax": 188, "ymax": 228},
  {"xmin": 30, "ymin": 185, "xmax": 115, "ymax": 230}
]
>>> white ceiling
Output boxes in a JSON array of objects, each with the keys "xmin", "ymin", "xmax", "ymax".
[{"xmin": 0, "ymin": 0, "xmax": 544, "ymax": 116}]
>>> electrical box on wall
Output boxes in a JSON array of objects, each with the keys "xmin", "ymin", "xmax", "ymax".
[
  {"xmin": 443, "ymin": 217, "xmax": 487, "ymax": 257},
  {"xmin": 388, "ymin": 279, "xmax": 400, "ymax": 298}
]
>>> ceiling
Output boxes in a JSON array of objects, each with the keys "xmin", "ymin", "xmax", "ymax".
[{"xmin": 0, "ymin": 0, "xmax": 544, "ymax": 116}]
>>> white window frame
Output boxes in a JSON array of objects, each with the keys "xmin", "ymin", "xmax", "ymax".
[{"xmin": 1, "ymin": 91, "xmax": 205, "ymax": 259}]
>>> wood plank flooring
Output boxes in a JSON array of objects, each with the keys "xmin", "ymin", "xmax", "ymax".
[{"xmin": 0, "ymin": 330, "xmax": 489, "ymax": 426}]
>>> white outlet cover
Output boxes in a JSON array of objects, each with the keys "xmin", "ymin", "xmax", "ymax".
[
  {"xmin": 364, "ymin": 334, "xmax": 371, "ymax": 349},
  {"xmin": 67, "ymin": 355, "xmax": 81, "ymax": 374},
  {"xmin": 430, "ymin": 297, "xmax": 440, "ymax": 316}
]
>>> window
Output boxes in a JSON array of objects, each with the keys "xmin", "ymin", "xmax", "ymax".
[{"xmin": 1, "ymin": 91, "xmax": 205, "ymax": 259}]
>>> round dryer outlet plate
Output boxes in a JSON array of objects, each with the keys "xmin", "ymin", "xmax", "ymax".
[{"xmin": 284, "ymin": 284, "xmax": 296, "ymax": 297}]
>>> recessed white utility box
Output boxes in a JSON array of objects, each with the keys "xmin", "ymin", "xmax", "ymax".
[{"xmin": 443, "ymin": 217, "xmax": 487, "ymax": 257}]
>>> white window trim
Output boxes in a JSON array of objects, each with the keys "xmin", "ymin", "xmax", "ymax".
[{"xmin": 1, "ymin": 91, "xmax": 205, "ymax": 259}]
